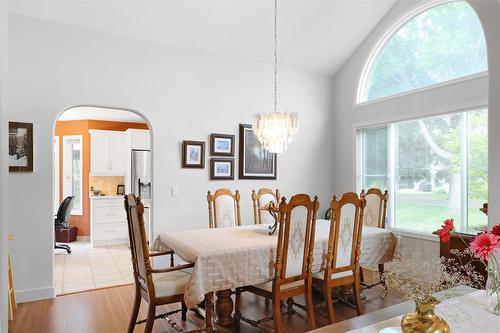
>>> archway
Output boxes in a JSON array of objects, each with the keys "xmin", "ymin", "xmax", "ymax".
[{"xmin": 52, "ymin": 105, "xmax": 153, "ymax": 295}]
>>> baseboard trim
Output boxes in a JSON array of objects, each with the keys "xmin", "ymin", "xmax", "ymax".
[
  {"xmin": 76, "ymin": 236, "xmax": 90, "ymax": 242},
  {"xmin": 15, "ymin": 286, "xmax": 54, "ymax": 303}
]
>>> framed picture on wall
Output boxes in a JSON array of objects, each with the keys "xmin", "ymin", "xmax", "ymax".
[
  {"xmin": 116, "ymin": 184, "xmax": 125, "ymax": 195},
  {"xmin": 210, "ymin": 158, "xmax": 234, "ymax": 180},
  {"xmin": 238, "ymin": 124, "xmax": 277, "ymax": 179},
  {"xmin": 8, "ymin": 122, "xmax": 34, "ymax": 172},
  {"xmin": 182, "ymin": 140, "xmax": 205, "ymax": 168},
  {"xmin": 210, "ymin": 133, "xmax": 235, "ymax": 156}
]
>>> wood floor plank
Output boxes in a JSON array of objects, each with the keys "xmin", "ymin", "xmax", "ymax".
[{"xmin": 10, "ymin": 276, "xmax": 400, "ymax": 333}]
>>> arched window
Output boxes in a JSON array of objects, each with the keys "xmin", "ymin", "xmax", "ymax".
[{"xmin": 358, "ymin": 1, "xmax": 487, "ymax": 103}]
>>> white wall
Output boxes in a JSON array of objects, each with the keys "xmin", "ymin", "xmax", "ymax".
[
  {"xmin": 330, "ymin": 0, "xmax": 500, "ymax": 256},
  {"xmin": 8, "ymin": 14, "xmax": 335, "ymax": 301},
  {"xmin": 0, "ymin": 0, "xmax": 7, "ymax": 330}
]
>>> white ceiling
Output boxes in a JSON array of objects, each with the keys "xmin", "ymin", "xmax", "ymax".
[
  {"xmin": 58, "ymin": 106, "xmax": 147, "ymax": 123},
  {"xmin": 9, "ymin": 0, "xmax": 396, "ymax": 75}
]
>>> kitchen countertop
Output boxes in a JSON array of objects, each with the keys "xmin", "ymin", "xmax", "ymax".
[{"xmin": 89, "ymin": 195, "xmax": 124, "ymax": 200}]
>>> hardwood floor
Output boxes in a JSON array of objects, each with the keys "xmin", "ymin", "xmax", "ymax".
[{"xmin": 9, "ymin": 274, "xmax": 400, "ymax": 333}]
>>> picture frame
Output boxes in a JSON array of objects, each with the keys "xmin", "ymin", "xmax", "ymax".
[
  {"xmin": 210, "ymin": 133, "xmax": 235, "ymax": 156},
  {"xmin": 238, "ymin": 124, "xmax": 277, "ymax": 179},
  {"xmin": 116, "ymin": 184, "xmax": 125, "ymax": 196},
  {"xmin": 210, "ymin": 158, "xmax": 234, "ymax": 180},
  {"xmin": 182, "ymin": 140, "xmax": 205, "ymax": 168},
  {"xmin": 9, "ymin": 122, "xmax": 34, "ymax": 172}
]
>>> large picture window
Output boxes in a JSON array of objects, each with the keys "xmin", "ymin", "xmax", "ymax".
[
  {"xmin": 358, "ymin": 1, "xmax": 487, "ymax": 103},
  {"xmin": 358, "ymin": 108, "xmax": 488, "ymax": 234}
]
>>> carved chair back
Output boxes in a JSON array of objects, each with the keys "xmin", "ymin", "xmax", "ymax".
[
  {"xmin": 207, "ymin": 188, "xmax": 241, "ymax": 228},
  {"xmin": 252, "ymin": 188, "xmax": 281, "ymax": 225},
  {"xmin": 274, "ymin": 194, "xmax": 319, "ymax": 286},
  {"xmin": 360, "ymin": 188, "xmax": 388, "ymax": 228},
  {"xmin": 124, "ymin": 194, "xmax": 155, "ymax": 297},
  {"xmin": 326, "ymin": 192, "xmax": 366, "ymax": 278}
]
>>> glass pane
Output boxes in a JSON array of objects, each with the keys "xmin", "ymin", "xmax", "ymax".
[
  {"xmin": 467, "ymin": 109, "xmax": 488, "ymax": 233},
  {"xmin": 361, "ymin": 127, "xmax": 388, "ymax": 189},
  {"xmin": 394, "ymin": 113, "xmax": 463, "ymax": 233},
  {"xmin": 71, "ymin": 141, "xmax": 82, "ymax": 210},
  {"xmin": 363, "ymin": 1, "xmax": 487, "ymax": 102}
]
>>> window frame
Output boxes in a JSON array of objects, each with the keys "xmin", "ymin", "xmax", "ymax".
[
  {"xmin": 356, "ymin": 105, "xmax": 488, "ymax": 237},
  {"xmin": 355, "ymin": 0, "xmax": 487, "ymax": 106},
  {"xmin": 62, "ymin": 135, "xmax": 83, "ymax": 216}
]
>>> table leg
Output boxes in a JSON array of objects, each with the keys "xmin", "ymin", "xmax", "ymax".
[{"xmin": 215, "ymin": 289, "xmax": 234, "ymax": 327}]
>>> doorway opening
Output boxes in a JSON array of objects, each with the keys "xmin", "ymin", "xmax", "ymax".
[{"xmin": 53, "ymin": 106, "xmax": 153, "ymax": 295}]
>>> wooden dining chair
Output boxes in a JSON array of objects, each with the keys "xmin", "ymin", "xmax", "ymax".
[
  {"xmin": 207, "ymin": 188, "xmax": 241, "ymax": 228},
  {"xmin": 361, "ymin": 188, "xmax": 388, "ymax": 229},
  {"xmin": 235, "ymin": 194, "xmax": 319, "ymax": 333},
  {"xmin": 124, "ymin": 194, "xmax": 214, "ymax": 333},
  {"xmin": 313, "ymin": 192, "xmax": 366, "ymax": 324},
  {"xmin": 360, "ymin": 188, "xmax": 388, "ymax": 294},
  {"xmin": 252, "ymin": 188, "xmax": 281, "ymax": 225}
]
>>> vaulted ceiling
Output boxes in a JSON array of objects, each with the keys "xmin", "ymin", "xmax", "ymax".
[{"xmin": 9, "ymin": 0, "xmax": 397, "ymax": 75}]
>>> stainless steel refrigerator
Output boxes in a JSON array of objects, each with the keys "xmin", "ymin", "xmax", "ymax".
[{"xmin": 131, "ymin": 149, "xmax": 151, "ymax": 240}]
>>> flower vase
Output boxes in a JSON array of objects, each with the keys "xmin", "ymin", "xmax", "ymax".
[
  {"xmin": 486, "ymin": 253, "xmax": 500, "ymax": 315},
  {"xmin": 401, "ymin": 301, "xmax": 450, "ymax": 333}
]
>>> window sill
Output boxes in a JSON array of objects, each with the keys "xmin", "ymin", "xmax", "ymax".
[
  {"xmin": 388, "ymin": 227, "xmax": 440, "ymax": 242},
  {"xmin": 71, "ymin": 210, "xmax": 83, "ymax": 216}
]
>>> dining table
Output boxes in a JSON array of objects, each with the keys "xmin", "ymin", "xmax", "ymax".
[{"xmin": 152, "ymin": 219, "xmax": 399, "ymax": 328}]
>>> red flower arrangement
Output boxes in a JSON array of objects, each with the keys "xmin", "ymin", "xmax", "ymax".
[
  {"xmin": 437, "ymin": 219, "xmax": 500, "ymax": 261},
  {"xmin": 437, "ymin": 219, "xmax": 500, "ymax": 314},
  {"xmin": 492, "ymin": 224, "xmax": 500, "ymax": 237},
  {"xmin": 470, "ymin": 233, "xmax": 500, "ymax": 261},
  {"xmin": 436, "ymin": 219, "xmax": 455, "ymax": 243}
]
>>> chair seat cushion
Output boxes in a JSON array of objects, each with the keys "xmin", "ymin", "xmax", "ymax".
[
  {"xmin": 313, "ymin": 270, "xmax": 353, "ymax": 280},
  {"xmin": 153, "ymin": 270, "xmax": 191, "ymax": 298},
  {"xmin": 254, "ymin": 279, "xmax": 305, "ymax": 293}
]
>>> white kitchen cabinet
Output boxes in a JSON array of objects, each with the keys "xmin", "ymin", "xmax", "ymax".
[
  {"xmin": 126, "ymin": 129, "xmax": 150, "ymax": 150},
  {"xmin": 89, "ymin": 130, "xmax": 127, "ymax": 176},
  {"xmin": 90, "ymin": 196, "xmax": 128, "ymax": 247}
]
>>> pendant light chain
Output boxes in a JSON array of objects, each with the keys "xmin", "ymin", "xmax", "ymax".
[
  {"xmin": 252, "ymin": 0, "xmax": 299, "ymax": 154},
  {"xmin": 274, "ymin": 0, "xmax": 278, "ymax": 113}
]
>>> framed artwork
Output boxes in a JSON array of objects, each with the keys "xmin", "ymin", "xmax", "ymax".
[
  {"xmin": 116, "ymin": 184, "xmax": 125, "ymax": 195},
  {"xmin": 238, "ymin": 124, "xmax": 277, "ymax": 179},
  {"xmin": 9, "ymin": 122, "xmax": 33, "ymax": 172},
  {"xmin": 210, "ymin": 133, "xmax": 235, "ymax": 156},
  {"xmin": 210, "ymin": 158, "xmax": 234, "ymax": 180},
  {"xmin": 182, "ymin": 140, "xmax": 205, "ymax": 168}
]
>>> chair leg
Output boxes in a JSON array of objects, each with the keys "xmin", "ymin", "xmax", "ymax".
[
  {"xmin": 181, "ymin": 301, "xmax": 187, "ymax": 321},
  {"xmin": 324, "ymin": 283, "xmax": 335, "ymax": 324},
  {"xmin": 353, "ymin": 280, "xmax": 364, "ymax": 316},
  {"xmin": 305, "ymin": 283, "xmax": 317, "ymax": 330},
  {"xmin": 205, "ymin": 292, "xmax": 214, "ymax": 333},
  {"xmin": 286, "ymin": 297, "xmax": 294, "ymax": 315},
  {"xmin": 144, "ymin": 303, "xmax": 156, "ymax": 333},
  {"xmin": 273, "ymin": 295, "xmax": 283, "ymax": 333},
  {"xmin": 127, "ymin": 287, "xmax": 141, "ymax": 333},
  {"xmin": 379, "ymin": 263, "xmax": 388, "ymax": 297}
]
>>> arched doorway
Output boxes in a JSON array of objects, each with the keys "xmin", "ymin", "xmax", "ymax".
[{"xmin": 52, "ymin": 106, "xmax": 153, "ymax": 295}]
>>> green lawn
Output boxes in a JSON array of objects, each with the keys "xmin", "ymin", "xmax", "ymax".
[{"xmin": 393, "ymin": 190, "xmax": 487, "ymax": 233}]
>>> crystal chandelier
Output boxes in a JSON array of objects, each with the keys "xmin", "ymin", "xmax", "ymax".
[{"xmin": 252, "ymin": 0, "xmax": 299, "ymax": 154}]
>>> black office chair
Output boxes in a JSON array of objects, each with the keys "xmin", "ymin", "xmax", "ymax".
[{"xmin": 54, "ymin": 196, "xmax": 74, "ymax": 254}]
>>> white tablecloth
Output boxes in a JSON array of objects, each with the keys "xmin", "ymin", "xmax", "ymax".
[
  {"xmin": 346, "ymin": 290, "xmax": 500, "ymax": 333},
  {"xmin": 153, "ymin": 219, "xmax": 398, "ymax": 308}
]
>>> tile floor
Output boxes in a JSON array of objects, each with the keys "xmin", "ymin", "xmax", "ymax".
[{"xmin": 54, "ymin": 241, "xmax": 134, "ymax": 295}]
